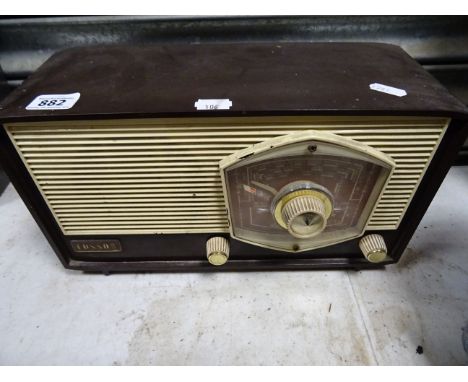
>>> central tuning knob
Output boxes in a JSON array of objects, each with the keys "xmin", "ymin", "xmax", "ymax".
[
  {"xmin": 281, "ymin": 194, "xmax": 327, "ymax": 239},
  {"xmin": 272, "ymin": 181, "xmax": 334, "ymax": 239}
]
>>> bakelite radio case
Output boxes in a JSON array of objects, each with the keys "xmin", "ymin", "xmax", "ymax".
[{"xmin": 0, "ymin": 43, "xmax": 467, "ymax": 273}]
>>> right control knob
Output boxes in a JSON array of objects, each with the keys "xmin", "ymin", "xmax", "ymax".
[{"xmin": 359, "ymin": 234, "xmax": 388, "ymax": 263}]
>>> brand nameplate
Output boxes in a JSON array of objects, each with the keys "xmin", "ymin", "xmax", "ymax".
[{"xmin": 71, "ymin": 239, "xmax": 122, "ymax": 253}]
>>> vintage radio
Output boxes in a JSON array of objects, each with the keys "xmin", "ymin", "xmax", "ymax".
[{"xmin": 0, "ymin": 43, "xmax": 467, "ymax": 273}]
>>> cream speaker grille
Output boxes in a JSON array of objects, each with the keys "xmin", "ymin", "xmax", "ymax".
[{"xmin": 4, "ymin": 116, "xmax": 449, "ymax": 235}]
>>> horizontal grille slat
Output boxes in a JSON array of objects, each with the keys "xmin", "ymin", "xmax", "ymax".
[
  {"xmin": 35, "ymin": 172, "xmax": 221, "ymax": 180},
  {"xmin": 62, "ymin": 225, "xmax": 229, "ymax": 230},
  {"xmin": 41, "ymin": 183, "xmax": 222, "ymax": 190},
  {"xmin": 33, "ymin": 166, "xmax": 219, "ymax": 174},
  {"xmin": 30, "ymin": 161, "xmax": 222, "ymax": 169},
  {"xmin": 23, "ymin": 150, "xmax": 236, "ymax": 158},
  {"xmin": 68, "ymin": 229, "xmax": 231, "ymax": 234},
  {"xmin": 370, "ymin": 213, "xmax": 402, "ymax": 217},
  {"xmin": 50, "ymin": 197, "xmax": 225, "ymax": 205},
  {"xmin": 63, "ymin": 216, "xmax": 228, "ymax": 223},
  {"xmin": 390, "ymin": 175, "xmax": 420, "ymax": 179},
  {"xmin": 5, "ymin": 116, "xmax": 448, "ymax": 235},
  {"xmin": 47, "ymin": 194, "xmax": 224, "ymax": 202},
  {"xmin": 369, "ymin": 147, "xmax": 434, "ymax": 152},
  {"xmin": 53, "ymin": 206, "xmax": 226, "ymax": 213},
  {"xmin": 52, "ymin": 202, "xmax": 226, "ymax": 209},
  {"xmin": 59, "ymin": 211, "xmax": 226, "ymax": 218},
  {"xmin": 378, "ymin": 199, "xmax": 409, "ymax": 203},
  {"xmin": 28, "ymin": 156, "xmax": 227, "ymax": 163},
  {"xmin": 62, "ymin": 218, "xmax": 228, "ymax": 226},
  {"xmin": 18, "ymin": 144, "xmax": 250, "ymax": 152},
  {"xmin": 44, "ymin": 187, "xmax": 222, "ymax": 195},
  {"xmin": 39, "ymin": 178, "xmax": 221, "ymax": 185}
]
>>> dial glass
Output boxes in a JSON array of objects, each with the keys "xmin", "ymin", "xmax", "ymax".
[{"xmin": 222, "ymin": 137, "xmax": 393, "ymax": 252}]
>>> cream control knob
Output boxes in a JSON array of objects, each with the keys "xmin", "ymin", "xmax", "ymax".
[
  {"xmin": 206, "ymin": 237, "xmax": 230, "ymax": 266},
  {"xmin": 281, "ymin": 194, "xmax": 328, "ymax": 239},
  {"xmin": 359, "ymin": 234, "xmax": 387, "ymax": 263}
]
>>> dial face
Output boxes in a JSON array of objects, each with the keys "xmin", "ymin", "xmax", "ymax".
[
  {"xmin": 227, "ymin": 155, "xmax": 382, "ymax": 233},
  {"xmin": 222, "ymin": 137, "xmax": 393, "ymax": 252}
]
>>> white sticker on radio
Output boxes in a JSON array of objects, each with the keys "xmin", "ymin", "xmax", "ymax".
[
  {"xmin": 194, "ymin": 99, "xmax": 232, "ymax": 110},
  {"xmin": 369, "ymin": 83, "xmax": 407, "ymax": 97},
  {"xmin": 26, "ymin": 92, "xmax": 81, "ymax": 110}
]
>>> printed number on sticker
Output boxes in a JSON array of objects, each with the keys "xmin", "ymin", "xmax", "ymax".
[
  {"xmin": 26, "ymin": 93, "xmax": 81, "ymax": 110},
  {"xmin": 37, "ymin": 99, "xmax": 67, "ymax": 107}
]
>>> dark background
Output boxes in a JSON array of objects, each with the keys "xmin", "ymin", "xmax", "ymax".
[{"xmin": 1, "ymin": 15, "xmax": 467, "ymax": 194}]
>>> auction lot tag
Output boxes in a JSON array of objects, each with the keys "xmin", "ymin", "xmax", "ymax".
[
  {"xmin": 194, "ymin": 98, "xmax": 232, "ymax": 110},
  {"xmin": 369, "ymin": 83, "xmax": 407, "ymax": 97},
  {"xmin": 26, "ymin": 92, "xmax": 81, "ymax": 110}
]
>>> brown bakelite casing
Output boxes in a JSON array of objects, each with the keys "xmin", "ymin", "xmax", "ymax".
[{"xmin": 0, "ymin": 43, "xmax": 467, "ymax": 273}]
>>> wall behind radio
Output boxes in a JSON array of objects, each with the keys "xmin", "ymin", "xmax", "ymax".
[{"xmin": 0, "ymin": 15, "xmax": 467, "ymax": 182}]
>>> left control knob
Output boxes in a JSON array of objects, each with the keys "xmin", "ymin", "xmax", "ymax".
[{"xmin": 206, "ymin": 237, "xmax": 230, "ymax": 266}]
